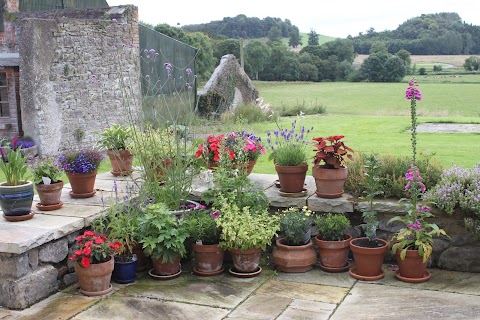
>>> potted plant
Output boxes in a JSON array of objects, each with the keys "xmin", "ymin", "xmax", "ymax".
[
  {"xmin": 225, "ymin": 131, "xmax": 265, "ymax": 175},
  {"xmin": 183, "ymin": 205, "xmax": 225, "ymax": 276},
  {"xmin": 56, "ymin": 149, "xmax": 104, "ymax": 198},
  {"xmin": 388, "ymin": 166, "xmax": 448, "ymax": 283},
  {"xmin": 272, "ymin": 206, "xmax": 317, "ymax": 273},
  {"xmin": 30, "ymin": 158, "xmax": 64, "ymax": 211},
  {"xmin": 7, "ymin": 136, "xmax": 38, "ymax": 158},
  {"xmin": 349, "ymin": 155, "xmax": 389, "ymax": 281},
  {"xmin": 266, "ymin": 119, "xmax": 313, "ymax": 194},
  {"xmin": 95, "ymin": 124, "xmax": 134, "ymax": 176},
  {"xmin": 69, "ymin": 230, "xmax": 122, "ymax": 296},
  {"xmin": 0, "ymin": 147, "xmax": 35, "ymax": 222},
  {"xmin": 215, "ymin": 193, "xmax": 280, "ymax": 275},
  {"xmin": 138, "ymin": 202, "xmax": 189, "ymax": 278},
  {"xmin": 311, "ymin": 135, "xmax": 354, "ymax": 198},
  {"xmin": 315, "ymin": 213, "xmax": 351, "ymax": 272},
  {"xmin": 195, "ymin": 133, "xmax": 232, "ymax": 169}
]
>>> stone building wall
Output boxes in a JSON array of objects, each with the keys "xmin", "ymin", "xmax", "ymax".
[{"xmin": 14, "ymin": 6, "xmax": 141, "ymax": 155}]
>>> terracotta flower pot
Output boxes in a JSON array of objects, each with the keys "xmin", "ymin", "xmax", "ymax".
[
  {"xmin": 230, "ymin": 247, "xmax": 262, "ymax": 273},
  {"xmin": 149, "ymin": 159, "xmax": 172, "ymax": 182},
  {"xmin": 275, "ymin": 164, "xmax": 308, "ymax": 193},
  {"xmin": 192, "ymin": 243, "xmax": 225, "ymax": 274},
  {"xmin": 35, "ymin": 181, "xmax": 64, "ymax": 207},
  {"xmin": 107, "ymin": 149, "xmax": 133, "ymax": 176},
  {"xmin": 132, "ymin": 243, "xmax": 148, "ymax": 272},
  {"xmin": 315, "ymin": 234, "xmax": 351, "ymax": 268},
  {"xmin": 66, "ymin": 170, "xmax": 97, "ymax": 198},
  {"xmin": 74, "ymin": 257, "xmax": 114, "ymax": 296},
  {"xmin": 272, "ymin": 239, "xmax": 317, "ymax": 273},
  {"xmin": 151, "ymin": 254, "xmax": 181, "ymax": 276},
  {"xmin": 350, "ymin": 237, "xmax": 388, "ymax": 280},
  {"xmin": 395, "ymin": 249, "xmax": 430, "ymax": 282},
  {"xmin": 312, "ymin": 165, "xmax": 348, "ymax": 198}
]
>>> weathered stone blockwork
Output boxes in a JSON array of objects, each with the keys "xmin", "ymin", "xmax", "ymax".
[{"xmin": 14, "ymin": 6, "xmax": 141, "ymax": 155}]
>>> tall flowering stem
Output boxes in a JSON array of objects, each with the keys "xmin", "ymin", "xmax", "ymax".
[{"xmin": 405, "ymin": 78, "xmax": 422, "ymax": 164}]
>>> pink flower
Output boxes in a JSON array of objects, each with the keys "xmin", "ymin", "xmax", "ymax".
[{"xmin": 210, "ymin": 210, "xmax": 220, "ymax": 219}]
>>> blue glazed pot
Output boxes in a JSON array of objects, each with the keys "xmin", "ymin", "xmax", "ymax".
[
  {"xmin": 113, "ymin": 255, "xmax": 137, "ymax": 284},
  {"xmin": 0, "ymin": 181, "xmax": 34, "ymax": 216}
]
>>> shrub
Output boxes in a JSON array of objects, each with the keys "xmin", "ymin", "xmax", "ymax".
[
  {"xmin": 433, "ymin": 65, "xmax": 443, "ymax": 72},
  {"xmin": 278, "ymin": 100, "xmax": 327, "ymax": 117},
  {"xmin": 315, "ymin": 213, "xmax": 350, "ymax": 241},
  {"xmin": 418, "ymin": 67, "xmax": 427, "ymax": 75},
  {"xmin": 221, "ymin": 103, "xmax": 275, "ymax": 124},
  {"xmin": 345, "ymin": 152, "xmax": 443, "ymax": 199}
]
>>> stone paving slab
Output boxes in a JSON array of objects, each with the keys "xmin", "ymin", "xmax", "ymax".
[
  {"xmin": 264, "ymin": 176, "xmax": 316, "ymax": 208},
  {"xmin": 378, "ymin": 267, "xmax": 480, "ymax": 295},
  {"xmin": 0, "ymin": 308, "xmax": 16, "ymax": 319},
  {"xmin": 277, "ymin": 299, "xmax": 336, "ymax": 320},
  {"xmin": 330, "ymin": 282, "xmax": 480, "ymax": 320},
  {"xmin": 225, "ymin": 294, "xmax": 292, "ymax": 320},
  {"xmin": 255, "ymin": 279, "xmax": 349, "ymax": 304},
  {"xmin": 95, "ymin": 170, "xmax": 143, "ymax": 181},
  {"xmin": 274, "ymin": 267, "xmax": 356, "ymax": 288},
  {"xmin": 0, "ymin": 214, "xmax": 84, "ymax": 254},
  {"xmin": 33, "ymin": 202, "xmax": 104, "ymax": 220},
  {"xmin": 117, "ymin": 268, "xmax": 275, "ymax": 309},
  {"xmin": 72, "ymin": 296, "xmax": 229, "ymax": 320}
]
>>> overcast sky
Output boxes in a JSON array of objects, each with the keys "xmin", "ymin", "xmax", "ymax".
[{"xmin": 107, "ymin": 0, "xmax": 480, "ymax": 38}]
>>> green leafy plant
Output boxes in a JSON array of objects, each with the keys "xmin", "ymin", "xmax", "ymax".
[
  {"xmin": 69, "ymin": 230, "xmax": 122, "ymax": 268},
  {"xmin": 315, "ymin": 213, "xmax": 350, "ymax": 241},
  {"xmin": 94, "ymin": 123, "xmax": 132, "ymax": 150},
  {"xmin": 182, "ymin": 206, "xmax": 221, "ymax": 245},
  {"xmin": 359, "ymin": 155, "xmax": 383, "ymax": 241},
  {"xmin": 30, "ymin": 158, "xmax": 63, "ymax": 185},
  {"xmin": 138, "ymin": 202, "xmax": 189, "ymax": 263},
  {"xmin": 278, "ymin": 206, "xmax": 312, "ymax": 246},
  {"xmin": 0, "ymin": 147, "xmax": 29, "ymax": 186},
  {"xmin": 215, "ymin": 193, "xmax": 279, "ymax": 251}
]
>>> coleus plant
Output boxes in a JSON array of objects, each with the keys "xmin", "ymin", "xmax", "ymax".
[{"xmin": 312, "ymin": 135, "xmax": 354, "ymax": 169}]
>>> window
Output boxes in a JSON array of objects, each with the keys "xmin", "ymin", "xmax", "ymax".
[{"xmin": 0, "ymin": 73, "xmax": 9, "ymax": 117}]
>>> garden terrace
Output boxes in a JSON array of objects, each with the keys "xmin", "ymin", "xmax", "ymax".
[{"xmin": 0, "ymin": 171, "xmax": 478, "ymax": 310}]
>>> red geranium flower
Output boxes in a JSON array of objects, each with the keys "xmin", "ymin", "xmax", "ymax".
[{"xmin": 81, "ymin": 256, "xmax": 91, "ymax": 268}]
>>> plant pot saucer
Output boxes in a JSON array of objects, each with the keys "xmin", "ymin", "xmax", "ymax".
[
  {"xmin": 349, "ymin": 266, "xmax": 385, "ymax": 281},
  {"xmin": 394, "ymin": 270, "xmax": 431, "ymax": 283},
  {"xmin": 319, "ymin": 261, "xmax": 351, "ymax": 273},
  {"xmin": 193, "ymin": 266, "xmax": 224, "ymax": 276},
  {"xmin": 79, "ymin": 284, "xmax": 113, "ymax": 296},
  {"xmin": 110, "ymin": 170, "xmax": 133, "ymax": 177},
  {"xmin": 3, "ymin": 210, "xmax": 35, "ymax": 222},
  {"xmin": 69, "ymin": 190, "xmax": 96, "ymax": 198},
  {"xmin": 36, "ymin": 201, "xmax": 63, "ymax": 211},
  {"xmin": 315, "ymin": 190, "xmax": 344, "ymax": 199},
  {"xmin": 148, "ymin": 268, "xmax": 182, "ymax": 280},
  {"xmin": 228, "ymin": 266, "xmax": 262, "ymax": 278},
  {"xmin": 279, "ymin": 188, "xmax": 308, "ymax": 198},
  {"xmin": 275, "ymin": 179, "xmax": 307, "ymax": 189}
]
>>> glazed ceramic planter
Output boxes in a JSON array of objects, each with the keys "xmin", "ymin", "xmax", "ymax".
[
  {"xmin": 315, "ymin": 234, "xmax": 351, "ymax": 270},
  {"xmin": 230, "ymin": 247, "xmax": 262, "ymax": 273},
  {"xmin": 275, "ymin": 164, "xmax": 308, "ymax": 194},
  {"xmin": 0, "ymin": 181, "xmax": 34, "ymax": 221},
  {"xmin": 350, "ymin": 237, "xmax": 388, "ymax": 280},
  {"xmin": 272, "ymin": 239, "xmax": 317, "ymax": 273},
  {"xmin": 312, "ymin": 165, "xmax": 348, "ymax": 198},
  {"xmin": 107, "ymin": 149, "xmax": 133, "ymax": 176},
  {"xmin": 74, "ymin": 257, "xmax": 114, "ymax": 296},
  {"xmin": 112, "ymin": 255, "xmax": 137, "ymax": 284},
  {"xmin": 192, "ymin": 243, "xmax": 225, "ymax": 275},
  {"xmin": 66, "ymin": 170, "xmax": 97, "ymax": 198}
]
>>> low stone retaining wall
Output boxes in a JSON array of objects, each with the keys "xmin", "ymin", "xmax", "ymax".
[{"xmin": 0, "ymin": 172, "xmax": 478, "ymax": 310}]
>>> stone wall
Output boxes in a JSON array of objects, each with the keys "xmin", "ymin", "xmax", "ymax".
[{"xmin": 15, "ymin": 6, "xmax": 141, "ymax": 155}]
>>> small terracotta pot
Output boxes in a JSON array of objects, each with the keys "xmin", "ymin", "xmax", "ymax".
[
  {"xmin": 192, "ymin": 243, "xmax": 224, "ymax": 273},
  {"xmin": 275, "ymin": 164, "xmax": 308, "ymax": 193},
  {"xmin": 312, "ymin": 166, "xmax": 348, "ymax": 199},
  {"xmin": 272, "ymin": 239, "xmax": 317, "ymax": 273},
  {"xmin": 315, "ymin": 234, "xmax": 351, "ymax": 268},
  {"xmin": 151, "ymin": 254, "xmax": 181, "ymax": 276},
  {"xmin": 395, "ymin": 249, "xmax": 428, "ymax": 279},
  {"xmin": 66, "ymin": 170, "xmax": 97, "ymax": 196},
  {"xmin": 149, "ymin": 159, "xmax": 172, "ymax": 182},
  {"xmin": 230, "ymin": 247, "xmax": 262, "ymax": 273},
  {"xmin": 74, "ymin": 257, "xmax": 114, "ymax": 296},
  {"xmin": 35, "ymin": 181, "xmax": 63, "ymax": 206},
  {"xmin": 107, "ymin": 149, "xmax": 133, "ymax": 176},
  {"xmin": 350, "ymin": 237, "xmax": 388, "ymax": 278}
]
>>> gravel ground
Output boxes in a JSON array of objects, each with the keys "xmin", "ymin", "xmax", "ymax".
[{"xmin": 415, "ymin": 123, "xmax": 480, "ymax": 133}]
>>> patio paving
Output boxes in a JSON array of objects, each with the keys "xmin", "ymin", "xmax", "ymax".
[{"xmin": 2, "ymin": 260, "xmax": 479, "ymax": 320}]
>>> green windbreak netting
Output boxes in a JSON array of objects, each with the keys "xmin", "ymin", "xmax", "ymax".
[
  {"xmin": 138, "ymin": 24, "xmax": 198, "ymax": 125},
  {"xmin": 19, "ymin": 0, "xmax": 108, "ymax": 11}
]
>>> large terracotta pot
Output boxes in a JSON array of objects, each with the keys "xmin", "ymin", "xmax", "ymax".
[
  {"xmin": 350, "ymin": 237, "xmax": 388, "ymax": 280},
  {"xmin": 149, "ymin": 159, "xmax": 172, "ymax": 182},
  {"xmin": 151, "ymin": 254, "xmax": 181, "ymax": 276},
  {"xmin": 35, "ymin": 181, "xmax": 64, "ymax": 206},
  {"xmin": 275, "ymin": 164, "xmax": 308, "ymax": 193},
  {"xmin": 66, "ymin": 170, "xmax": 97, "ymax": 198},
  {"xmin": 315, "ymin": 234, "xmax": 351, "ymax": 268},
  {"xmin": 132, "ymin": 243, "xmax": 148, "ymax": 271},
  {"xmin": 0, "ymin": 181, "xmax": 34, "ymax": 221},
  {"xmin": 107, "ymin": 149, "xmax": 133, "ymax": 177},
  {"xmin": 312, "ymin": 165, "xmax": 348, "ymax": 198},
  {"xmin": 230, "ymin": 247, "xmax": 262, "ymax": 273},
  {"xmin": 192, "ymin": 243, "xmax": 225, "ymax": 274},
  {"xmin": 395, "ymin": 249, "xmax": 430, "ymax": 282},
  {"xmin": 272, "ymin": 239, "xmax": 317, "ymax": 273},
  {"xmin": 207, "ymin": 160, "xmax": 256, "ymax": 176},
  {"xmin": 74, "ymin": 257, "xmax": 114, "ymax": 296}
]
